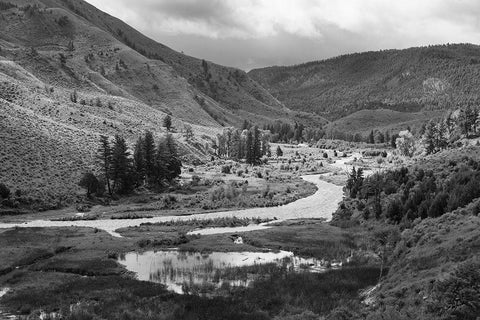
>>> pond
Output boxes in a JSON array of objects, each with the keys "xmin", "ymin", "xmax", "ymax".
[{"xmin": 118, "ymin": 250, "xmax": 339, "ymax": 294}]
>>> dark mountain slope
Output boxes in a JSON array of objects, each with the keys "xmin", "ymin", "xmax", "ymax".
[{"xmin": 249, "ymin": 44, "xmax": 480, "ymax": 120}]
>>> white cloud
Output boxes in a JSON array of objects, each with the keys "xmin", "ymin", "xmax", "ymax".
[{"xmin": 84, "ymin": 0, "xmax": 480, "ymax": 69}]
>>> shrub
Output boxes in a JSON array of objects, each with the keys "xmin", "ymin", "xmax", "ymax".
[
  {"xmin": 221, "ymin": 165, "xmax": 231, "ymax": 174},
  {"xmin": 0, "ymin": 183, "xmax": 10, "ymax": 199},
  {"xmin": 428, "ymin": 261, "xmax": 480, "ymax": 320}
]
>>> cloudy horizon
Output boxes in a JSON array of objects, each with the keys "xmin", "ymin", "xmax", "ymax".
[{"xmin": 85, "ymin": 0, "xmax": 480, "ymax": 71}]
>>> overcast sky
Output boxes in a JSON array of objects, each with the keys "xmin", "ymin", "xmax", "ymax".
[{"xmin": 85, "ymin": 0, "xmax": 480, "ymax": 71}]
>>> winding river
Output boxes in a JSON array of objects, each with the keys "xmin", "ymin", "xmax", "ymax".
[
  {"xmin": 0, "ymin": 155, "xmax": 364, "ymax": 237},
  {"xmin": 0, "ymin": 174, "xmax": 343, "ymax": 236}
]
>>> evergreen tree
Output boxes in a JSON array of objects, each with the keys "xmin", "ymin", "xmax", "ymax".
[
  {"xmin": 97, "ymin": 135, "xmax": 112, "ymax": 195},
  {"xmin": 252, "ymin": 126, "xmax": 262, "ymax": 164},
  {"xmin": 144, "ymin": 131, "xmax": 156, "ymax": 184},
  {"xmin": 369, "ymin": 130, "xmax": 375, "ymax": 144},
  {"xmin": 153, "ymin": 139, "xmax": 169, "ymax": 185},
  {"xmin": 245, "ymin": 130, "xmax": 254, "ymax": 164},
  {"xmin": 242, "ymin": 119, "xmax": 250, "ymax": 130},
  {"xmin": 79, "ymin": 172, "xmax": 99, "ymax": 197},
  {"xmin": 184, "ymin": 124, "xmax": 194, "ymax": 142},
  {"xmin": 164, "ymin": 134, "xmax": 182, "ymax": 181},
  {"xmin": 230, "ymin": 130, "xmax": 241, "ymax": 160},
  {"xmin": 133, "ymin": 136, "xmax": 146, "ymax": 186},
  {"xmin": 111, "ymin": 135, "xmax": 134, "ymax": 194},
  {"xmin": 276, "ymin": 146, "xmax": 283, "ymax": 158},
  {"xmin": 423, "ymin": 120, "xmax": 437, "ymax": 155},
  {"xmin": 163, "ymin": 115, "xmax": 172, "ymax": 131}
]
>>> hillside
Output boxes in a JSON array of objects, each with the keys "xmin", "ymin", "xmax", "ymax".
[
  {"xmin": 249, "ymin": 44, "xmax": 480, "ymax": 120},
  {"xmin": 0, "ymin": 0, "xmax": 310, "ymax": 128},
  {"xmin": 326, "ymin": 108, "xmax": 445, "ymax": 136},
  {"xmin": 0, "ymin": 0, "xmax": 325, "ymax": 206}
]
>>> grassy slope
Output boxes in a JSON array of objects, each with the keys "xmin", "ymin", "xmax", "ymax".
[
  {"xmin": 332, "ymin": 146, "xmax": 480, "ymax": 319},
  {"xmin": 33, "ymin": 0, "xmax": 307, "ymax": 127},
  {"xmin": 325, "ymin": 108, "xmax": 445, "ymax": 135},
  {"xmin": 249, "ymin": 44, "xmax": 480, "ymax": 120}
]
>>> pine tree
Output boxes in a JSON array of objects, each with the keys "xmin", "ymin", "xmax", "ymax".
[
  {"xmin": 369, "ymin": 130, "xmax": 375, "ymax": 144},
  {"xmin": 184, "ymin": 125, "xmax": 194, "ymax": 142},
  {"xmin": 276, "ymin": 146, "xmax": 283, "ymax": 158},
  {"xmin": 97, "ymin": 135, "xmax": 112, "ymax": 196},
  {"xmin": 163, "ymin": 115, "xmax": 172, "ymax": 131},
  {"xmin": 154, "ymin": 139, "xmax": 169, "ymax": 185},
  {"xmin": 133, "ymin": 136, "xmax": 146, "ymax": 186},
  {"xmin": 246, "ymin": 130, "xmax": 253, "ymax": 164},
  {"xmin": 252, "ymin": 126, "xmax": 261, "ymax": 164},
  {"xmin": 144, "ymin": 131, "xmax": 156, "ymax": 184},
  {"xmin": 164, "ymin": 134, "xmax": 182, "ymax": 181},
  {"xmin": 423, "ymin": 120, "xmax": 437, "ymax": 155},
  {"xmin": 230, "ymin": 130, "xmax": 241, "ymax": 160},
  {"xmin": 111, "ymin": 135, "xmax": 134, "ymax": 194}
]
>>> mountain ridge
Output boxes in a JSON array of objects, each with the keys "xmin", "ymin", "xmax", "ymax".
[{"xmin": 249, "ymin": 43, "xmax": 480, "ymax": 120}]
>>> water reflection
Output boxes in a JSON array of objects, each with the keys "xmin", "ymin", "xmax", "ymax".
[{"xmin": 118, "ymin": 250, "xmax": 338, "ymax": 295}]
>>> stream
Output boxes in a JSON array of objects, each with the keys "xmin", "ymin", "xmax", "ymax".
[
  {"xmin": 0, "ymin": 174, "xmax": 344, "ymax": 237},
  {"xmin": 0, "ymin": 155, "xmax": 370, "ymax": 238}
]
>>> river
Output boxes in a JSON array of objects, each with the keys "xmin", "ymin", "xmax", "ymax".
[{"xmin": 0, "ymin": 155, "xmax": 364, "ymax": 237}]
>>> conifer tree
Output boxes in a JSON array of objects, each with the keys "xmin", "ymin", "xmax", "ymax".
[
  {"xmin": 246, "ymin": 130, "xmax": 254, "ymax": 164},
  {"xmin": 144, "ymin": 131, "xmax": 156, "ymax": 184},
  {"xmin": 163, "ymin": 115, "xmax": 172, "ymax": 131},
  {"xmin": 369, "ymin": 130, "xmax": 375, "ymax": 144},
  {"xmin": 276, "ymin": 145, "xmax": 283, "ymax": 158},
  {"xmin": 97, "ymin": 135, "xmax": 112, "ymax": 195},
  {"xmin": 133, "ymin": 136, "xmax": 146, "ymax": 186},
  {"xmin": 111, "ymin": 135, "xmax": 134, "ymax": 194},
  {"xmin": 164, "ymin": 134, "xmax": 182, "ymax": 181},
  {"xmin": 252, "ymin": 126, "xmax": 261, "ymax": 164},
  {"xmin": 154, "ymin": 139, "xmax": 169, "ymax": 185}
]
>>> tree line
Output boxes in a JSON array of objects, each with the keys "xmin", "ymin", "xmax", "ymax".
[
  {"xmin": 215, "ymin": 126, "xmax": 270, "ymax": 165},
  {"xmin": 420, "ymin": 106, "xmax": 479, "ymax": 155},
  {"xmin": 80, "ymin": 132, "xmax": 181, "ymax": 196}
]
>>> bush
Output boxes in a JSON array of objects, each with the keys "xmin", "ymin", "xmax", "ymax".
[
  {"xmin": 428, "ymin": 261, "xmax": 480, "ymax": 320},
  {"xmin": 0, "ymin": 183, "xmax": 10, "ymax": 199},
  {"xmin": 221, "ymin": 165, "xmax": 231, "ymax": 174}
]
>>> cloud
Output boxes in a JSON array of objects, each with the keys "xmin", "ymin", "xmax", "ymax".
[{"xmin": 85, "ymin": 0, "xmax": 480, "ymax": 69}]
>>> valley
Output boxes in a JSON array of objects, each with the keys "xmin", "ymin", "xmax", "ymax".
[{"xmin": 0, "ymin": 0, "xmax": 479, "ymax": 319}]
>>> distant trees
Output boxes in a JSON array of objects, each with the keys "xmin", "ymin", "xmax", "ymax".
[
  {"xmin": 457, "ymin": 105, "xmax": 479, "ymax": 137},
  {"xmin": 396, "ymin": 130, "xmax": 416, "ymax": 157},
  {"xmin": 264, "ymin": 121, "xmax": 323, "ymax": 143},
  {"xmin": 91, "ymin": 132, "xmax": 182, "ymax": 197},
  {"xmin": 346, "ymin": 167, "xmax": 364, "ymax": 198},
  {"xmin": 216, "ymin": 126, "xmax": 270, "ymax": 165},
  {"xmin": 422, "ymin": 120, "xmax": 448, "ymax": 155}
]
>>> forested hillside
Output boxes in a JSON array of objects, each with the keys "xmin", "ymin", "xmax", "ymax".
[{"xmin": 249, "ymin": 44, "xmax": 480, "ymax": 120}]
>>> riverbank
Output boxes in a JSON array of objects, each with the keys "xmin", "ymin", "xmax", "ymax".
[{"xmin": 0, "ymin": 150, "xmax": 386, "ymax": 319}]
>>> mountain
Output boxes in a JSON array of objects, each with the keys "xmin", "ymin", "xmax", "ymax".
[
  {"xmin": 1, "ymin": 0, "xmax": 323, "ymax": 205},
  {"xmin": 249, "ymin": 44, "xmax": 480, "ymax": 120},
  {"xmin": 324, "ymin": 108, "xmax": 445, "ymax": 136}
]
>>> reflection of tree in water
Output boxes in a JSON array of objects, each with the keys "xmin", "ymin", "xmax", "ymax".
[{"xmin": 142, "ymin": 251, "xmax": 341, "ymax": 295}]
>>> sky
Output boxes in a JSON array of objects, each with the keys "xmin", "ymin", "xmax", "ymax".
[{"xmin": 85, "ymin": 0, "xmax": 480, "ymax": 71}]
